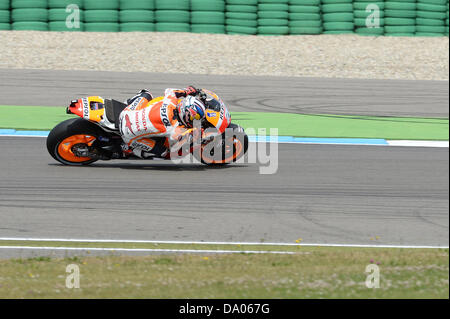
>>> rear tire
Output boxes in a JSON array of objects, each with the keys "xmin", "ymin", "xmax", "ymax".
[{"xmin": 47, "ymin": 118, "xmax": 105, "ymax": 166}]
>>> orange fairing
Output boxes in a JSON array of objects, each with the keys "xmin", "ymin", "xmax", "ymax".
[
  {"xmin": 57, "ymin": 135, "xmax": 96, "ymax": 162},
  {"xmin": 148, "ymin": 96, "xmax": 164, "ymax": 105},
  {"xmin": 205, "ymin": 111, "xmax": 220, "ymax": 127},
  {"xmin": 205, "ymin": 108, "xmax": 230, "ymax": 134},
  {"xmin": 201, "ymin": 89, "xmax": 231, "ymax": 133},
  {"xmin": 69, "ymin": 96, "xmax": 105, "ymax": 123}
]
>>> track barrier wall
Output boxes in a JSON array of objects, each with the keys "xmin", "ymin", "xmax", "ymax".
[{"xmin": 0, "ymin": 0, "xmax": 448, "ymax": 36}]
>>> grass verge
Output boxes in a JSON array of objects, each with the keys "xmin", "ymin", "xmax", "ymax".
[
  {"xmin": 0, "ymin": 244, "xmax": 447, "ymax": 298},
  {"xmin": 0, "ymin": 105, "xmax": 448, "ymax": 140}
]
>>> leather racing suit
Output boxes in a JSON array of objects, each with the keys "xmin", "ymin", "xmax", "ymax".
[{"xmin": 118, "ymin": 88, "xmax": 197, "ymax": 158}]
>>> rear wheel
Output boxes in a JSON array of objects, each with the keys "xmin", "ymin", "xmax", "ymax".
[
  {"xmin": 47, "ymin": 118, "xmax": 105, "ymax": 166},
  {"xmin": 200, "ymin": 123, "xmax": 248, "ymax": 165}
]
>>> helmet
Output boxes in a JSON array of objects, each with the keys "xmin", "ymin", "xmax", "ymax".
[{"xmin": 177, "ymin": 95, "xmax": 206, "ymax": 128}]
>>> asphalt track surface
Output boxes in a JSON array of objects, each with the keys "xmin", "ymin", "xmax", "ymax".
[
  {"xmin": 0, "ymin": 138, "xmax": 448, "ymax": 245},
  {"xmin": 0, "ymin": 69, "xmax": 448, "ymax": 258},
  {"xmin": 1, "ymin": 69, "xmax": 449, "ymax": 117}
]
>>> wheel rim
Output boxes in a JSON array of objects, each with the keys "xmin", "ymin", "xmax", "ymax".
[
  {"xmin": 202, "ymin": 137, "xmax": 244, "ymax": 164},
  {"xmin": 57, "ymin": 134, "xmax": 96, "ymax": 163}
]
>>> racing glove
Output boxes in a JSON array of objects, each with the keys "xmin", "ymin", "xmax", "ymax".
[{"xmin": 185, "ymin": 86, "xmax": 199, "ymax": 96}]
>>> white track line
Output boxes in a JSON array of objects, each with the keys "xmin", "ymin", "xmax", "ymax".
[
  {"xmin": 387, "ymin": 140, "xmax": 449, "ymax": 148},
  {"xmin": 0, "ymin": 238, "xmax": 447, "ymax": 249},
  {"xmin": 1, "ymin": 134, "xmax": 448, "ymax": 148},
  {"xmin": 0, "ymin": 135, "xmax": 47, "ymax": 138},
  {"xmin": 0, "ymin": 246, "xmax": 296, "ymax": 255}
]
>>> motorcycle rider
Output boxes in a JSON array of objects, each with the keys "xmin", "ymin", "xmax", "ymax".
[{"xmin": 118, "ymin": 86, "xmax": 207, "ymax": 158}]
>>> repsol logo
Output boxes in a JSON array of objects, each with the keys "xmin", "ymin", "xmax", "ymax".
[
  {"xmin": 82, "ymin": 99, "xmax": 89, "ymax": 118},
  {"xmin": 160, "ymin": 106, "xmax": 170, "ymax": 127},
  {"xmin": 130, "ymin": 97, "xmax": 141, "ymax": 110}
]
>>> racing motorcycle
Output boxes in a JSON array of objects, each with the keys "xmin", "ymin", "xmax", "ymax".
[{"xmin": 46, "ymin": 90, "xmax": 248, "ymax": 166}]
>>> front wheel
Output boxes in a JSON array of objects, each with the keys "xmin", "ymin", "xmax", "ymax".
[
  {"xmin": 200, "ymin": 123, "xmax": 249, "ymax": 165},
  {"xmin": 47, "ymin": 118, "xmax": 105, "ymax": 166}
]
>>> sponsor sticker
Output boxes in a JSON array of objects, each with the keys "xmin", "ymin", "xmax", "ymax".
[
  {"xmin": 131, "ymin": 141, "xmax": 153, "ymax": 152},
  {"xmin": 142, "ymin": 109, "xmax": 148, "ymax": 131},
  {"xmin": 82, "ymin": 98, "xmax": 89, "ymax": 119},
  {"xmin": 161, "ymin": 106, "xmax": 171, "ymax": 127},
  {"xmin": 135, "ymin": 112, "xmax": 141, "ymax": 132}
]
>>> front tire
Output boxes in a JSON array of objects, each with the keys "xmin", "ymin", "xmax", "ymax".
[
  {"xmin": 47, "ymin": 118, "xmax": 104, "ymax": 166},
  {"xmin": 200, "ymin": 123, "xmax": 249, "ymax": 165}
]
